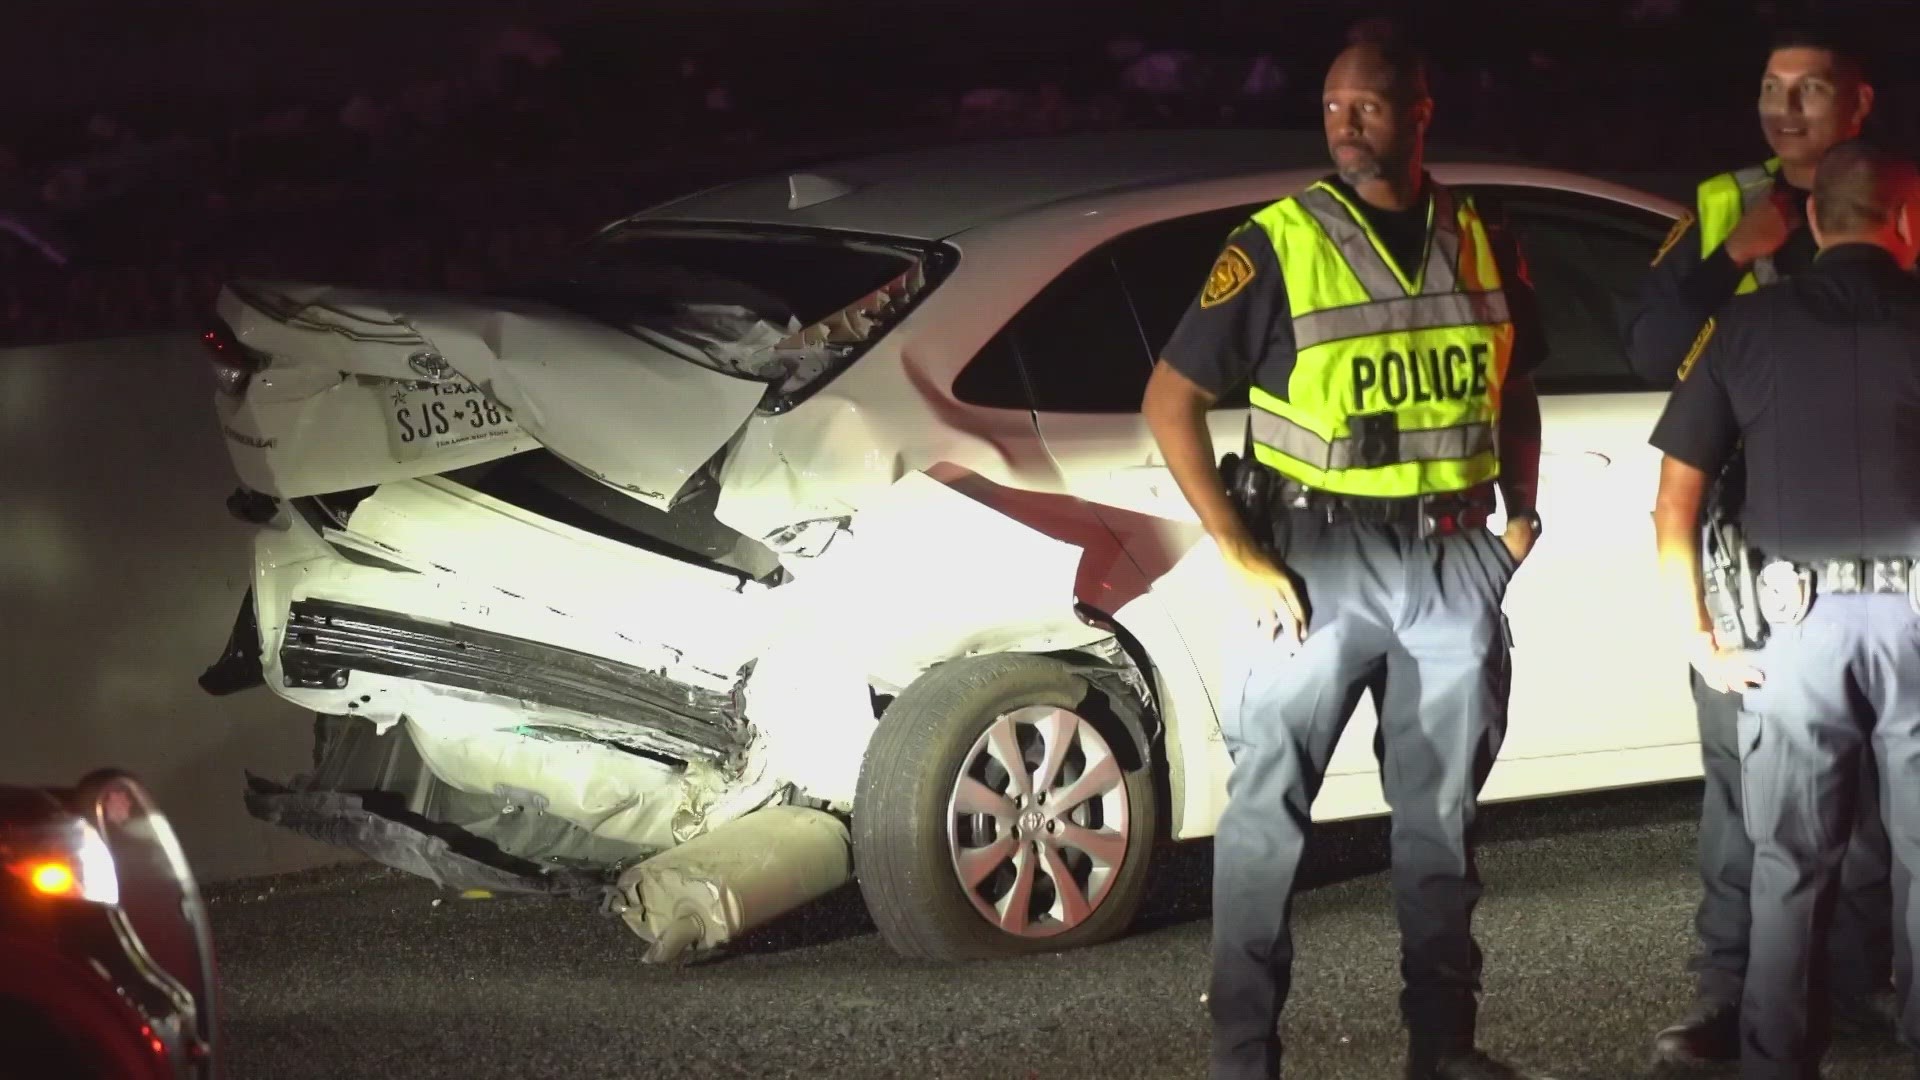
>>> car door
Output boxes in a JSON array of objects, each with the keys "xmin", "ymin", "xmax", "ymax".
[
  {"xmin": 1005, "ymin": 205, "xmax": 1402, "ymax": 794},
  {"xmin": 1021, "ymin": 187, "xmax": 1698, "ymax": 798},
  {"xmin": 1458, "ymin": 182, "xmax": 1697, "ymax": 763},
  {"xmin": 1104, "ymin": 204, "xmax": 1432, "ymax": 774}
]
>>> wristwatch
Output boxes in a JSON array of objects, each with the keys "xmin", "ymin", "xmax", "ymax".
[{"xmin": 1507, "ymin": 507, "xmax": 1543, "ymax": 537}]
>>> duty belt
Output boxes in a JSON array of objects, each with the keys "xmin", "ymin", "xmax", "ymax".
[
  {"xmin": 1753, "ymin": 554, "xmax": 1920, "ymax": 628},
  {"xmin": 1277, "ymin": 480, "xmax": 1496, "ymax": 539}
]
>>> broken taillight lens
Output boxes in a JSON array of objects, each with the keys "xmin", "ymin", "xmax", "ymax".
[{"xmin": 201, "ymin": 318, "xmax": 268, "ymax": 395}]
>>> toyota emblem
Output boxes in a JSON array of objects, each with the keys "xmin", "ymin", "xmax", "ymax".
[{"xmin": 408, "ymin": 351, "xmax": 452, "ymax": 380}]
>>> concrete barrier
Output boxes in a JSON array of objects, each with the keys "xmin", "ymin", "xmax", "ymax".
[{"xmin": 2, "ymin": 331, "xmax": 350, "ymax": 882}]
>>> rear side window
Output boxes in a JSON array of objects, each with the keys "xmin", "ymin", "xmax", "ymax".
[
  {"xmin": 1109, "ymin": 203, "xmax": 1269, "ymax": 410},
  {"xmin": 950, "ymin": 333, "xmax": 1029, "ymax": 411},
  {"xmin": 952, "ymin": 206, "xmax": 1269, "ymax": 414},
  {"xmin": 517, "ymin": 224, "xmax": 953, "ymax": 411},
  {"xmin": 1010, "ymin": 256, "xmax": 1154, "ymax": 413},
  {"xmin": 1467, "ymin": 187, "xmax": 1671, "ymax": 393},
  {"xmin": 951, "ymin": 255, "xmax": 1153, "ymax": 413},
  {"xmin": 1110, "ymin": 204, "xmax": 1266, "ymax": 359}
]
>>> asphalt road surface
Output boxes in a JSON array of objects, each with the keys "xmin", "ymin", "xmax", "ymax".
[{"xmin": 208, "ymin": 779, "xmax": 1911, "ymax": 1080}]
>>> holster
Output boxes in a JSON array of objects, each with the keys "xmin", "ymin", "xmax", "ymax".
[
  {"xmin": 1701, "ymin": 516, "xmax": 1763, "ymax": 649},
  {"xmin": 1218, "ymin": 413, "xmax": 1274, "ymax": 550},
  {"xmin": 1704, "ymin": 447, "xmax": 1758, "ymax": 645},
  {"xmin": 1700, "ymin": 454, "xmax": 1765, "ymax": 649}
]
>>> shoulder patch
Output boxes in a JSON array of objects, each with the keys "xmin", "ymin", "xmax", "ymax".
[
  {"xmin": 1652, "ymin": 211, "xmax": 1695, "ymax": 267},
  {"xmin": 1201, "ymin": 244, "xmax": 1256, "ymax": 308},
  {"xmin": 1676, "ymin": 316, "xmax": 1715, "ymax": 382}
]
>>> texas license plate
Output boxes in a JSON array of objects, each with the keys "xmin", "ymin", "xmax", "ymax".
[{"xmin": 383, "ymin": 379, "xmax": 521, "ymax": 462}]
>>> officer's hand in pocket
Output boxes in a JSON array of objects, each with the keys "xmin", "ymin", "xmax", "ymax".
[
  {"xmin": 1687, "ymin": 631, "xmax": 1765, "ymax": 694},
  {"xmin": 1499, "ymin": 517, "xmax": 1538, "ymax": 568},
  {"xmin": 1220, "ymin": 537, "xmax": 1310, "ymax": 643}
]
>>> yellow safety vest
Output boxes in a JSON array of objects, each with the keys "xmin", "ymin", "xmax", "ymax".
[
  {"xmin": 1696, "ymin": 159, "xmax": 1782, "ymax": 295},
  {"xmin": 1245, "ymin": 179, "xmax": 1513, "ymax": 498}
]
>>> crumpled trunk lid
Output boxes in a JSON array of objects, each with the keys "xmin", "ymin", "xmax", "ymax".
[{"xmin": 218, "ymin": 282, "xmax": 769, "ymax": 509}]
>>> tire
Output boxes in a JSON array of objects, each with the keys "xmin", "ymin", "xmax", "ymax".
[{"xmin": 852, "ymin": 652, "xmax": 1159, "ymax": 961}]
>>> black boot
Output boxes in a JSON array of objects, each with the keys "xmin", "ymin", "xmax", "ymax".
[
  {"xmin": 1650, "ymin": 999, "xmax": 1739, "ymax": 1069},
  {"xmin": 1829, "ymin": 989, "xmax": 1898, "ymax": 1044}
]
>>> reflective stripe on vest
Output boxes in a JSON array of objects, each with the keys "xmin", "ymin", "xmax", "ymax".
[
  {"xmin": 1292, "ymin": 289, "xmax": 1513, "ymax": 351},
  {"xmin": 1243, "ymin": 180, "xmax": 1512, "ymax": 498},
  {"xmin": 1697, "ymin": 160, "xmax": 1781, "ymax": 295},
  {"xmin": 1249, "ymin": 410, "xmax": 1495, "ymax": 471}
]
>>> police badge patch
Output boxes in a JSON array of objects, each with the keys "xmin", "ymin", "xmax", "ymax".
[
  {"xmin": 1677, "ymin": 317, "xmax": 1715, "ymax": 382},
  {"xmin": 1652, "ymin": 210, "xmax": 1695, "ymax": 267},
  {"xmin": 1200, "ymin": 244, "xmax": 1256, "ymax": 308}
]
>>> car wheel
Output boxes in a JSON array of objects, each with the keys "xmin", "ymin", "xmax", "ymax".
[{"xmin": 852, "ymin": 652, "xmax": 1158, "ymax": 961}]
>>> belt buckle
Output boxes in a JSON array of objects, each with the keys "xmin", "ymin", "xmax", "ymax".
[
  {"xmin": 1823, "ymin": 558, "xmax": 1861, "ymax": 594},
  {"xmin": 1756, "ymin": 559, "xmax": 1813, "ymax": 628},
  {"xmin": 1418, "ymin": 494, "xmax": 1487, "ymax": 539},
  {"xmin": 1872, "ymin": 557, "xmax": 1911, "ymax": 595}
]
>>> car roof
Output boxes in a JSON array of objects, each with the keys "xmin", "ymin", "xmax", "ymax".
[{"xmin": 625, "ymin": 129, "xmax": 1522, "ymax": 241}]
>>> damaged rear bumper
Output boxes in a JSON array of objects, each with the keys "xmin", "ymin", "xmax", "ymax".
[
  {"xmin": 277, "ymin": 598, "xmax": 749, "ymax": 766},
  {"xmin": 241, "ymin": 714, "xmax": 652, "ymax": 901},
  {"xmin": 242, "ymin": 715, "xmax": 856, "ymax": 962},
  {"xmin": 198, "ymin": 588, "xmax": 266, "ymax": 697},
  {"xmin": 243, "ymin": 775, "xmax": 612, "ymax": 900}
]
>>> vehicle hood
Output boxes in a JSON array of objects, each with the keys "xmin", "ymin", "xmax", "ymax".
[{"xmin": 222, "ymin": 281, "xmax": 772, "ymax": 510}]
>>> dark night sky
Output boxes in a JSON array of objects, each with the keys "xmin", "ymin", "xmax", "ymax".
[
  {"xmin": 4, "ymin": 0, "xmax": 1355, "ymax": 120},
  {"xmin": 13, "ymin": 0, "xmax": 1097, "ymax": 105}
]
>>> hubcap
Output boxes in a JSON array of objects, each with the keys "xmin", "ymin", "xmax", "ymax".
[{"xmin": 944, "ymin": 705, "xmax": 1132, "ymax": 938}]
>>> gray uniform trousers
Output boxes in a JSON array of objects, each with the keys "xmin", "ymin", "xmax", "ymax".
[
  {"xmin": 1735, "ymin": 593, "xmax": 1920, "ymax": 1080},
  {"xmin": 1690, "ymin": 670, "xmax": 1891, "ymax": 1008},
  {"xmin": 1208, "ymin": 511, "xmax": 1517, "ymax": 1080}
]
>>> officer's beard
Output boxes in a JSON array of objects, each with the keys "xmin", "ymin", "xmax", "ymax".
[
  {"xmin": 1338, "ymin": 158, "xmax": 1385, "ymax": 186},
  {"xmin": 1340, "ymin": 145, "xmax": 1422, "ymax": 191},
  {"xmin": 1334, "ymin": 142, "xmax": 1391, "ymax": 187}
]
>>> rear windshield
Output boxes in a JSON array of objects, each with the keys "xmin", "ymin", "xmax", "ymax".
[{"xmin": 516, "ymin": 224, "xmax": 948, "ymax": 409}]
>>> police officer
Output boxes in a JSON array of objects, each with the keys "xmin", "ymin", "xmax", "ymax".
[
  {"xmin": 1142, "ymin": 34, "xmax": 1550, "ymax": 1080},
  {"xmin": 1621, "ymin": 26, "xmax": 1895, "ymax": 1068},
  {"xmin": 1647, "ymin": 137, "xmax": 1920, "ymax": 1080}
]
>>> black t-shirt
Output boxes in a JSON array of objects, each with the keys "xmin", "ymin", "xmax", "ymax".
[
  {"xmin": 1325, "ymin": 174, "xmax": 1433, "ymax": 283},
  {"xmin": 1160, "ymin": 173, "xmax": 1545, "ymax": 401},
  {"xmin": 1648, "ymin": 243, "xmax": 1920, "ymax": 561}
]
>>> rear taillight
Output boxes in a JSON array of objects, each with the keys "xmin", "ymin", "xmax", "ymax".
[{"xmin": 201, "ymin": 319, "xmax": 267, "ymax": 395}]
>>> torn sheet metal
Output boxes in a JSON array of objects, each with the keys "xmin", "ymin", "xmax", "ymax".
[
  {"xmin": 404, "ymin": 707, "xmax": 729, "ymax": 856},
  {"xmin": 332, "ymin": 474, "xmax": 772, "ymax": 689},
  {"xmin": 615, "ymin": 805, "xmax": 852, "ymax": 963},
  {"xmin": 741, "ymin": 642, "xmax": 875, "ymax": 809},
  {"xmin": 761, "ymin": 470, "xmax": 1111, "ymax": 690},
  {"xmin": 302, "ymin": 714, "xmax": 659, "ymax": 870},
  {"xmin": 573, "ymin": 266, "xmax": 800, "ymax": 380},
  {"xmin": 219, "ymin": 283, "xmax": 768, "ymax": 510},
  {"xmin": 676, "ymin": 756, "xmax": 786, "ymax": 843},
  {"xmin": 242, "ymin": 774, "xmax": 608, "ymax": 900},
  {"xmin": 709, "ymin": 392, "xmax": 895, "ymax": 545},
  {"xmin": 402, "ymin": 296, "xmax": 768, "ymax": 512},
  {"xmin": 278, "ymin": 597, "xmax": 747, "ymax": 762}
]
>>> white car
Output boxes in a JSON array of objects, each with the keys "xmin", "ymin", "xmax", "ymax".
[{"xmin": 198, "ymin": 130, "xmax": 1695, "ymax": 963}]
